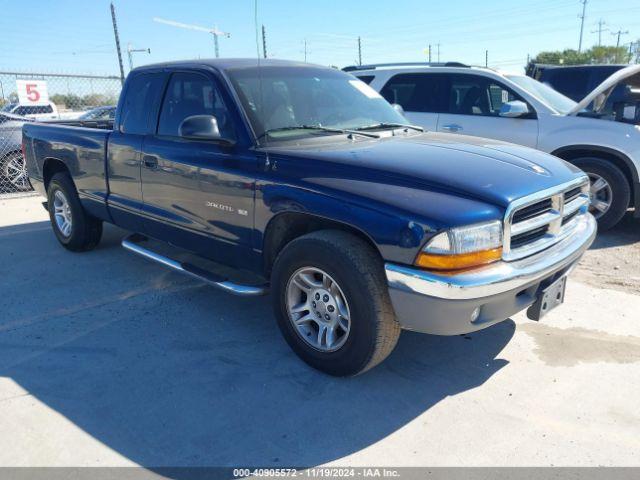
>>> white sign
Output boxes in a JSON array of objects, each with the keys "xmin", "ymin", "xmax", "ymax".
[{"xmin": 16, "ymin": 80, "xmax": 49, "ymax": 106}]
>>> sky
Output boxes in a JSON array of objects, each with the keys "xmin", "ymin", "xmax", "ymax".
[{"xmin": 0, "ymin": 0, "xmax": 639, "ymax": 76}]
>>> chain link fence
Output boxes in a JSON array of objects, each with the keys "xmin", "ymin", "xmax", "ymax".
[{"xmin": 0, "ymin": 71, "xmax": 122, "ymax": 197}]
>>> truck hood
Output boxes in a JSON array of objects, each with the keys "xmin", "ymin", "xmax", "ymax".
[
  {"xmin": 266, "ymin": 132, "xmax": 584, "ymax": 210},
  {"xmin": 568, "ymin": 64, "xmax": 640, "ymax": 115}
]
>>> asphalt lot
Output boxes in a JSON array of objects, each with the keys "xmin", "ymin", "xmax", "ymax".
[{"xmin": 1, "ymin": 195, "xmax": 639, "ymax": 468}]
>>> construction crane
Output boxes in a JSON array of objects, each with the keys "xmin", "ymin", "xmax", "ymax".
[{"xmin": 153, "ymin": 17, "xmax": 230, "ymax": 58}]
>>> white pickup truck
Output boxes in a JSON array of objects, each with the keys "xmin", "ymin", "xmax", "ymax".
[{"xmin": 350, "ymin": 63, "xmax": 640, "ymax": 230}]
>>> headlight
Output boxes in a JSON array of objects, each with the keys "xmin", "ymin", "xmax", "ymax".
[{"xmin": 415, "ymin": 220, "xmax": 503, "ymax": 271}]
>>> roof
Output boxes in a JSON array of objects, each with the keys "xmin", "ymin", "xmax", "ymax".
[{"xmin": 132, "ymin": 58, "xmax": 318, "ymax": 73}]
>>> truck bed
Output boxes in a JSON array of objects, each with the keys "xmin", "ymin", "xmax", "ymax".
[{"xmin": 23, "ymin": 121, "xmax": 113, "ymax": 217}]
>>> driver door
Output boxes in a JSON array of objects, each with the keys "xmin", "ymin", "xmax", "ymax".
[
  {"xmin": 436, "ymin": 74, "xmax": 539, "ymax": 148},
  {"xmin": 140, "ymin": 70, "xmax": 256, "ymax": 264}
]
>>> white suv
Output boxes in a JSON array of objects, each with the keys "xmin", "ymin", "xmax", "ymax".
[
  {"xmin": 1, "ymin": 102, "xmax": 59, "ymax": 121},
  {"xmin": 349, "ymin": 63, "xmax": 640, "ymax": 229}
]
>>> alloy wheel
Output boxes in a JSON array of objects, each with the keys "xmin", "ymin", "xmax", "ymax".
[
  {"xmin": 285, "ymin": 266, "xmax": 351, "ymax": 352},
  {"xmin": 587, "ymin": 172, "xmax": 613, "ymax": 219}
]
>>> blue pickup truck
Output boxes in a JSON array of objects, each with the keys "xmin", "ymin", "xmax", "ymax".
[{"xmin": 23, "ymin": 59, "xmax": 596, "ymax": 376}]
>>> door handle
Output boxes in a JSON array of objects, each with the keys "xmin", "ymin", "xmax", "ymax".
[
  {"xmin": 441, "ymin": 124, "xmax": 463, "ymax": 132},
  {"xmin": 142, "ymin": 155, "xmax": 158, "ymax": 169}
]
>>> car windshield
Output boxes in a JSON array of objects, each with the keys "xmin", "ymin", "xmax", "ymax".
[
  {"xmin": 505, "ymin": 75, "xmax": 577, "ymax": 114},
  {"xmin": 1, "ymin": 104, "xmax": 17, "ymax": 113},
  {"xmin": 226, "ymin": 65, "xmax": 408, "ymax": 142}
]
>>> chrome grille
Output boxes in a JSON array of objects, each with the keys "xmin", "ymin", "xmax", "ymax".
[{"xmin": 503, "ymin": 179, "xmax": 590, "ymax": 261}]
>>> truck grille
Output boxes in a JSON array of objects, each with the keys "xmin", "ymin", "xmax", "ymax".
[{"xmin": 503, "ymin": 179, "xmax": 590, "ymax": 261}]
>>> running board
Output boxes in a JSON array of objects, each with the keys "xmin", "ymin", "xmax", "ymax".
[{"xmin": 122, "ymin": 233, "xmax": 267, "ymax": 297}]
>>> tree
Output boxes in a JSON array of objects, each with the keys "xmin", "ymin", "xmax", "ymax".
[{"xmin": 531, "ymin": 45, "xmax": 630, "ymax": 66}]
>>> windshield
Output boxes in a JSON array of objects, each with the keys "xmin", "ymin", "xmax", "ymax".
[
  {"xmin": 226, "ymin": 66, "xmax": 408, "ymax": 142},
  {"xmin": 1, "ymin": 104, "xmax": 17, "ymax": 113},
  {"xmin": 506, "ymin": 75, "xmax": 577, "ymax": 114}
]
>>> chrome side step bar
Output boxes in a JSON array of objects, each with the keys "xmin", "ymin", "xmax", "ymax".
[{"xmin": 122, "ymin": 234, "xmax": 267, "ymax": 297}]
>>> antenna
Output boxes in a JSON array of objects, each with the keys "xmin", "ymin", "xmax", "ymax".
[{"xmin": 153, "ymin": 17, "xmax": 231, "ymax": 58}]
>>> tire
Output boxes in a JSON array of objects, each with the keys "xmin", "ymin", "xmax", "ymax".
[
  {"xmin": 1, "ymin": 151, "xmax": 31, "ymax": 192},
  {"xmin": 271, "ymin": 230, "xmax": 400, "ymax": 376},
  {"xmin": 47, "ymin": 172, "xmax": 103, "ymax": 251},
  {"xmin": 572, "ymin": 157, "xmax": 630, "ymax": 231}
]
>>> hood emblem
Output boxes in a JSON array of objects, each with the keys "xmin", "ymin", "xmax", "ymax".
[{"xmin": 530, "ymin": 164, "xmax": 547, "ymax": 175}]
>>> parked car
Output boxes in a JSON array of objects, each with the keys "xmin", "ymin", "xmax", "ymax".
[
  {"xmin": 0, "ymin": 112, "xmax": 32, "ymax": 191},
  {"xmin": 526, "ymin": 63, "xmax": 626, "ymax": 102},
  {"xmin": 79, "ymin": 105, "xmax": 116, "ymax": 121},
  {"xmin": 1, "ymin": 102, "xmax": 59, "ymax": 120},
  {"xmin": 349, "ymin": 62, "xmax": 640, "ymax": 229},
  {"xmin": 24, "ymin": 59, "xmax": 595, "ymax": 376}
]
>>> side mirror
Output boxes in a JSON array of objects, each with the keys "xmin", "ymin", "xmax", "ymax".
[
  {"xmin": 499, "ymin": 100, "xmax": 530, "ymax": 118},
  {"xmin": 391, "ymin": 103, "xmax": 405, "ymax": 117},
  {"xmin": 178, "ymin": 115, "xmax": 234, "ymax": 144}
]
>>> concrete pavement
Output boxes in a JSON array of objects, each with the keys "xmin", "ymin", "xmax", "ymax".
[{"xmin": 0, "ymin": 196, "xmax": 639, "ymax": 467}]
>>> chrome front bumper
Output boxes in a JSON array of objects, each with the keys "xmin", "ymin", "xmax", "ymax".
[{"xmin": 385, "ymin": 213, "xmax": 597, "ymax": 335}]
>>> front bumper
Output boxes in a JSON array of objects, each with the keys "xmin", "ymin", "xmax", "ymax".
[{"xmin": 385, "ymin": 213, "xmax": 597, "ymax": 335}]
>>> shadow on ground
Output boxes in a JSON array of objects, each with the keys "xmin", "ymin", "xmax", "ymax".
[
  {"xmin": 590, "ymin": 211, "xmax": 640, "ymax": 250},
  {"xmin": 0, "ymin": 221, "xmax": 514, "ymax": 471}
]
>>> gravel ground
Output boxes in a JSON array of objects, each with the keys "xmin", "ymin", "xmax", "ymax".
[{"xmin": 573, "ymin": 212, "xmax": 640, "ymax": 295}]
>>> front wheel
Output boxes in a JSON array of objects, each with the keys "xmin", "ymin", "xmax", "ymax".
[
  {"xmin": 271, "ymin": 230, "xmax": 400, "ymax": 376},
  {"xmin": 47, "ymin": 172, "xmax": 103, "ymax": 251}
]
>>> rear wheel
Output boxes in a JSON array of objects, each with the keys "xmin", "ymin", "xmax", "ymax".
[
  {"xmin": 572, "ymin": 157, "xmax": 630, "ymax": 231},
  {"xmin": 271, "ymin": 230, "xmax": 400, "ymax": 376},
  {"xmin": 47, "ymin": 172, "xmax": 103, "ymax": 251}
]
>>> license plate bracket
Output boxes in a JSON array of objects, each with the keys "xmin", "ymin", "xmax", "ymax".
[{"xmin": 527, "ymin": 275, "xmax": 567, "ymax": 321}]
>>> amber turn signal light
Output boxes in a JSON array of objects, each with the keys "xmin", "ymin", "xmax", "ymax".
[{"xmin": 415, "ymin": 247, "xmax": 502, "ymax": 271}]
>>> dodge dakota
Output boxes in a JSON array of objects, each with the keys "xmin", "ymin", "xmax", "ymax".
[{"xmin": 23, "ymin": 59, "xmax": 596, "ymax": 376}]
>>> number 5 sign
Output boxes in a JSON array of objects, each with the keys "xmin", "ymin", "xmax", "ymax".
[{"xmin": 16, "ymin": 80, "xmax": 49, "ymax": 106}]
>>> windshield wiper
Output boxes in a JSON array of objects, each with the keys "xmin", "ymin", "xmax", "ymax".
[
  {"xmin": 355, "ymin": 122, "xmax": 424, "ymax": 132},
  {"xmin": 257, "ymin": 124, "xmax": 379, "ymax": 141}
]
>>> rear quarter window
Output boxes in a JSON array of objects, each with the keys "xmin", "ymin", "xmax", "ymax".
[
  {"xmin": 380, "ymin": 73, "xmax": 449, "ymax": 113},
  {"xmin": 354, "ymin": 75, "xmax": 374, "ymax": 85}
]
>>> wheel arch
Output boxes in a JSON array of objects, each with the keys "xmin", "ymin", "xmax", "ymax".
[
  {"xmin": 551, "ymin": 145, "xmax": 639, "ymax": 208},
  {"xmin": 262, "ymin": 211, "xmax": 381, "ymax": 277},
  {"xmin": 42, "ymin": 157, "xmax": 72, "ymax": 191}
]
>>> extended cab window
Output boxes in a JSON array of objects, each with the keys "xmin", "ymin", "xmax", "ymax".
[
  {"xmin": 120, "ymin": 73, "xmax": 164, "ymax": 135},
  {"xmin": 157, "ymin": 72, "xmax": 234, "ymax": 139},
  {"xmin": 448, "ymin": 74, "xmax": 529, "ymax": 116},
  {"xmin": 380, "ymin": 73, "xmax": 448, "ymax": 113}
]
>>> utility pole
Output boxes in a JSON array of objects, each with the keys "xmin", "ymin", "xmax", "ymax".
[
  {"xmin": 261, "ymin": 24, "xmax": 267, "ymax": 59},
  {"xmin": 436, "ymin": 43, "xmax": 441, "ymax": 62},
  {"xmin": 428, "ymin": 44, "xmax": 432, "ymax": 63},
  {"xmin": 303, "ymin": 39, "xmax": 308, "ymax": 62},
  {"xmin": 485, "ymin": 50, "xmax": 488, "ymax": 67},
  {"xmin": 110, "ymin": 2, "xmax": 125, "ymax": 85},
  {"xmin": 127, "ymin": 43, "xmax": 150, "ymax": 71},
  {"xmin": 578, "ymin": 0, "xmax": 587, "ymax": 52},
  {"xmin": 591, "ymin": 18, "xmax": 607, "ymax": 46},
  {"xmin": 612, "ymin": 29, "xmax": 629, "ymax": 48},
  {"xmin": 357, "ymin": 36, "xmax": 362, "ymax": 66}
]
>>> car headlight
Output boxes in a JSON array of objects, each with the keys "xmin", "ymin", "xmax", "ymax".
[{"xmin": 415, "ymin": 220, "xmax": 503, "ymax": 271}]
